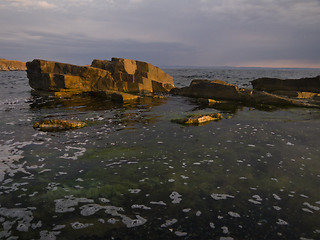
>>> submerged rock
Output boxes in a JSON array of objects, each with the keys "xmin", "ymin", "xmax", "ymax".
[
  {"xmin": 172, "ymin": 113, "xmax": 223, "ymax": 125},
  {"xmin": 0, "ymin": 59, "xmax": 26, "ymax": 71},
  {"xmin": 94, "ymin": 90, "xmax": 139, "ymax": 103},
  {"xmin": 26, "ymin": 58, "xmax": 174, "ymax": 97},
  {"xmin": 33, "ymin": 120, "xmax": 87, "ymax": 131},
  {"xmin": 251, "ymin": 76, "xmax": 320, "ymax": 93}
]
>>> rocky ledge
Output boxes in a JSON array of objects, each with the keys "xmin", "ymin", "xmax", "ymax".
[
  {"xmin": 171, "ymin": 79, "xmax": 320, "ymax": 108},
  {"xmin": 0, "ymin": 59, "xmax": 27, "ymax": 71},
  {"xmin": 27, "ymin": 58, "xmax": 174, "ymax": 100},
  {"xmin": 251, "ymin": 76, "xmax": 320, "ymax": 100}
]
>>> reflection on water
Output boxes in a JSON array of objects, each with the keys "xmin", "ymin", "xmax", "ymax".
[{"xmin": 1, "ymin": 70, "xmax": 320, "ymax": 239}]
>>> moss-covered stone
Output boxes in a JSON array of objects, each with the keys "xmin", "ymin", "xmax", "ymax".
[
  {"xmin": 172, "ymin": 113, "xmax": 223, "ymax": 125},
  {"xmin": 33, "ymin": 119, "xmax": 87, "ymax": 131}
]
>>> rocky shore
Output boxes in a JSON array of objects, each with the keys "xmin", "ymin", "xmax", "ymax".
[
  {"xmin": 26, "ymin": 58, "xmax": 320, "ymax": 109},
  {"xmin": 0, "ymin": 59, "xmax": 26, "ymax": 71},
  {"xmin": 27, "ymin": 58, "xmax": 174, "ymax": 101}
]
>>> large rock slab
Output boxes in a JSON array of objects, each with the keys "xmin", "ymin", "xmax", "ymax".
[
  {"xmin": 0, "ymin": 59, "xmax": 26, "ymax": 71},
  {"xmin": 251, "ymin": 76, "xmax": 320, "ymax": 93},
  {"xmin": 172, "ymin": 79, "xmax": 319, "ymax": 108},
  {"xmin": 27, "ymin": 59, "xmax": 113, "ymax": 92},
  {"xmin": 91, "ymin": 58, "xmax": 174, "ymax": 93},
  {"xmin": 26, "ymin": 58, "xmax": 174, "ymax": 95},
  {"xmin": 172, "ymin": 79, "xmax": 242, "ymax": 101}
]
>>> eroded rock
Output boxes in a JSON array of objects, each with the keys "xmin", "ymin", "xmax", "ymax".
[
  {"xmin": 251, "ymin": 76, "xmax": 320, "ymax": 93},
  {"xmin": 26, "ymin": 58, "xmax": 174, "ymax": 97},
  {"xmin": 172, "ymin": 79, "xmax": 319, "ymax": 108}
]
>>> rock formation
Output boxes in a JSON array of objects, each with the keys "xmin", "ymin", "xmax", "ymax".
[
  {"xmin": 26, "ymin": 58, "xmax": 174, "ymax": 99},
  {"xmin": 251, "ymin": 76, "xmax": 320, "ymax": 94},
  {"xmin": 172, "ymin": 79, "xmax": 320, "ymax": 108},
  {"xmin": 91, "ymin": 58, "xmax": 174, "ymax": 93},
  {"xmin": 0, "ymin": 59, "xmax": 26, "ymax": 71}
]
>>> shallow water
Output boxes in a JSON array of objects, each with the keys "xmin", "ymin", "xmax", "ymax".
[{"xmin": 0, "ymin": 69, "xmax": 320, "ymax": 239}]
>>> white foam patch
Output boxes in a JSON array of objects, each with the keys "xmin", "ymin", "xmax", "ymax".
[
  {"xmin": 54, "ymin": 196, "xmax": 94, "ymax": 213},
  {"xmin": 131, "ymin": 204, "xmax": 151, "ymax": 210},
  {"xmin": 161, "ymin": 218, "xmax": 178, "ymax": 228},
  {"xmin": 276, "ymin": 219, "xmax": 288, "ymax": 225},
  {"xmin": 59, "ymin": 146, "xmax": 86, "ymax": 161},
  {"xmin": 211, "ymin": 193, "xmax": 235, "ymax": 200},
  {"xmin": 0, "ymin": 140, "xmax": 33, "ymax": 182},
  {"xmin": 71, "ymin": 221, "xmax": 93, "ymax": 230},
  {"xmin": 228, "ymin": 211, "xmax": 241, "ymax": 218},
  {"xmin": 170, "ymin": 191, "xmax": 182, "ymax": 204}
]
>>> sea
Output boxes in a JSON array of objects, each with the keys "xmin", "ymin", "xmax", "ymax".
[{"xmin": 1, "ymin": 68, "xmax": 320, "ymax": 239}]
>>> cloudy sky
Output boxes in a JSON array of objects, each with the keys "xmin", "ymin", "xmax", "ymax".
[{"xmin": 1, "ymin": 0, "xmax": 320, "ymax": 68}]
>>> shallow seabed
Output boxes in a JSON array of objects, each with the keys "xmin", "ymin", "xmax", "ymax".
[{"xmin": 0, "ymin": 70, "xmax": 320, "ymax": 240}]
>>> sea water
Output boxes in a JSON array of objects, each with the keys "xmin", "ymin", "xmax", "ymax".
[{"xmin": 0, "ymin": 68, "xmax": 320, "ymax": 239}]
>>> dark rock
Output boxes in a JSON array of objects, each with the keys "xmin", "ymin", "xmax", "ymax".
[
  {"xmin": 251, "ymin": 76, "xmax": 320, "ymax": 93},
  {"xmin": 174, "ymin": 79, "xmax": 241, "ymax": 101},
  {"xmin": 173, "ymin": 79, "xmax": 320, "ymax": 108}
]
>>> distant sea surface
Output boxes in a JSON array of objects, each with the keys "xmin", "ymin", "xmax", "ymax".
[{"xmin": 1, "ymin": 68, "xmax": 320, "ymax": 239}]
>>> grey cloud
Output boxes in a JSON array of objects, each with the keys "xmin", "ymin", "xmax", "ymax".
[{"xmin": 1, "ymin": 0, "xmax": 320, "ymax": 67}]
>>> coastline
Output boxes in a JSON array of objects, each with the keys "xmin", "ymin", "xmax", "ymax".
[{"xmin": 0, "ymin": 58, "xmax": 26, "ymax": 71}]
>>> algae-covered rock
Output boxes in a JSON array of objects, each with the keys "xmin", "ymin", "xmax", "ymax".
[
  {"xmin": 33, "ymin": 119, "xmax": 87, "ymax": 131},
  {"xmin": 172, "ymin": 113, "xmax": 223, "ymax": 125}
]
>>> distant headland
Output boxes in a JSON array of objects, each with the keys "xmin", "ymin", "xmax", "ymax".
[{"xmin": 0, "ymin": 58, "xmax": 27, "ymax": 71}]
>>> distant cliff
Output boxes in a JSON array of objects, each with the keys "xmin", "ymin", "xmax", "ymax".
[{"xmin": 0, "ymin": 59, "xmax": 27, "ymax": 71}]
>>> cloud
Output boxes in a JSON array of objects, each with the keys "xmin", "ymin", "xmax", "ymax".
[
  {"xmin": 2, "ymin": 0, "xmax": 56, "ymax": 9},
  {"xmin": 1, "ymin": 0, "xmax": 320, "ymax": 67}
]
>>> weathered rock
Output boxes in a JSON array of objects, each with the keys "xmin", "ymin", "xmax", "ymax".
[
  {"xmin": 94, "ymin": 90, "xmax": 139, "ymax": 103},
  {"xmin": 240, "ymin": 89, "xmax": 317, "ymax": 108},
  {"xmin": 91, "ymin": 58, "xmax": 174, "ymax": 93},
  {"xmin": 0, "ymin": 59, "xmax": 26, "ymax": 71},
  {"xmin": 33, "ymin": 119, "xmax": 86, "ymax": 131},
  {"xmin": 172, "ymin": 113, "xmax": 223, "ymax": 125},
  {"xmin": 251, "ymin": 76, "xmax": 320, "ymax": 93},
  {"xmin": 197, "ymin": 98, "xmax": 226, "ymax": 105},
  {"xmin": 271, "ymin": 90, "xmax": 319, "ymax": 99},
  {"xmin": 173, "ymin": 79, "xmax": 241, "ymax": 101},
  {"xmin": 26, "ymin": 58, "xmax": 174, "ymax": 96},
  {"xmin": 27, "ymin": 59, "xmax": 113, "ymax": 92},
  {"xmin": 172, "ymin": 79, "xmax": 320, "ymax": 108}
]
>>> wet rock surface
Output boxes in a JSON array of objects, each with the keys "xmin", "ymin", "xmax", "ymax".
[
  {"xmin": 172, "ymin": 113, "xmax": 223, "ymax": 125},
  {"xmin": 251, "ymin": 76, "xmax": 320, "ymax": 93},
  {"xmin": 172, "ymin": 79, "xmax": 320, "ymax": 108}
]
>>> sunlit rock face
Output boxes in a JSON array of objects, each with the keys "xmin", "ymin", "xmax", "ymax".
[
  {"xmin": 91, "ymin": 58, "xmax": 174, "ymax": 93},
  {"xmin": 0, "ymin": 59, "xmax": 26, "ymax": 71},
  {"xmin": 26, "ymin": 58, "xmax": 174, "ymax": 95}
]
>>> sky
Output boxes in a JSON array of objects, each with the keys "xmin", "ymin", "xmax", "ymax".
[{"xmin": 1, "ymin": 0, "xmax": 320, "ymax": 68}]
